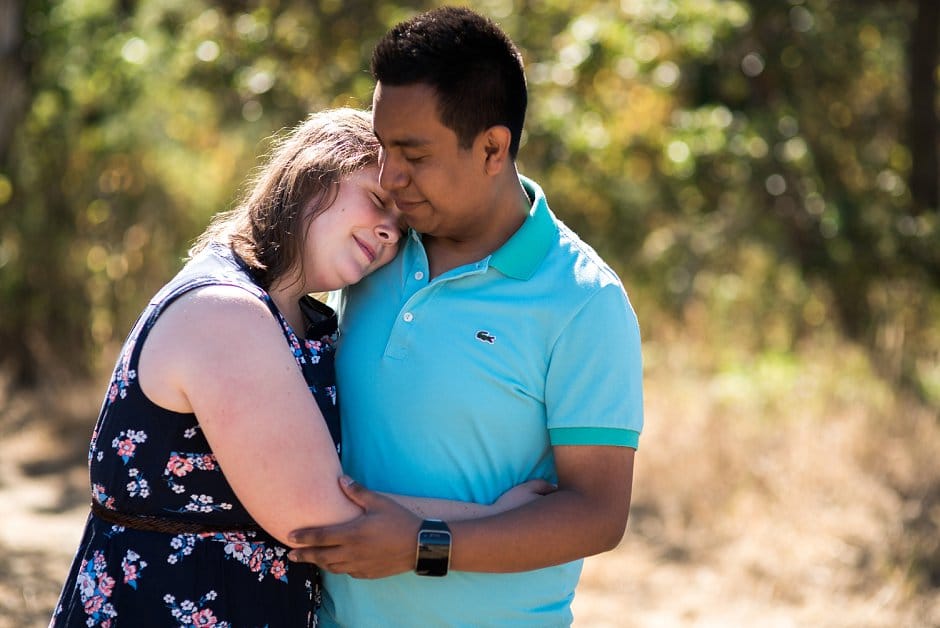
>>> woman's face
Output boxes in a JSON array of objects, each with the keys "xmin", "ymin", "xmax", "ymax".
[{"xmin": 301, "ymin": 165, "xmax": 403, "ymax": 292}]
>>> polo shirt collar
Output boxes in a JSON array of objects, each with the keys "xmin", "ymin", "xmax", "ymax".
[{"xmin": 488, "ymin": 175, "xmax": 557, "ymax": 280}]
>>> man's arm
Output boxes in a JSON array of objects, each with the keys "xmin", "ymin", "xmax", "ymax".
[
  {"xmin": 286, "ymin": 444, "xmax": 634, "ymax": 577},
  {"xmin": 450, "ymin": 445, "xmax": 633, "ymax": 571}
]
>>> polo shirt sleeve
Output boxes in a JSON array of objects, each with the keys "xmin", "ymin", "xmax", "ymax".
[{"xmin": 545, "ymin": 283, "xmax": 644, "ymax": 449}]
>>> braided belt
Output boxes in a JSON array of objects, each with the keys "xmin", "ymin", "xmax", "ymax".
[{"xmin": 90, "ymin": 500, "xmax": 263, "ymax": 535}]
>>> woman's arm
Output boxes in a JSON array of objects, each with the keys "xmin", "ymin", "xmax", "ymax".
[
  {"xmin": 383, "ymin": 479, "xmax": 555, "ymax": 521},
  {"xmin": 138, "ymin": 286, "xmax": 543, "ymax": 546},
  {"xmin": 286, "ymin": 448, "xmax": 634, "ymax": 577},
  {"xmin": 138, "ymin": 285, "xmax": 362, "ymax": 546}
]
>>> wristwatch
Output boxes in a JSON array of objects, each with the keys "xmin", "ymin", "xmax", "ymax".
[{"xmin": 415, "ymin": 519, "xmax": 451, "ymax": 577}]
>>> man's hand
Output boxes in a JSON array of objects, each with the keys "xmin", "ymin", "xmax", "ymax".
[{"xmin": 287, "ymin": 476, "xmax": 422, "ymax": 579}]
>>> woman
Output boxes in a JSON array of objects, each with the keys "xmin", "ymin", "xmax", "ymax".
[{"xmin": 50, "ymin": 108, "xmax": 544, "ymax": 627}]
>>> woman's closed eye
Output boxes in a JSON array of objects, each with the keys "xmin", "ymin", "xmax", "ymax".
[{"xmin": 371, "ymin": 192, "xmax": 405, "ymax": 234}]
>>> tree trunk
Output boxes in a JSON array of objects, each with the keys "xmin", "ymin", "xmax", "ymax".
[
  {"xmin": 908, "ymin": 0, "xmax": 940, "ymax": 213},
  {"xmin": 0, "ymin": 0, "xmax": 27, "ymax": 164},
  {"xmin": 0, "ymin": 0, "xmax": 35, "ymax": 385}
]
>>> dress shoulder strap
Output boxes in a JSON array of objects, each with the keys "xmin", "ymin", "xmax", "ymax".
[{"xmin": 122, "ymin": 244, "xmax": 277, "ymax": 371}]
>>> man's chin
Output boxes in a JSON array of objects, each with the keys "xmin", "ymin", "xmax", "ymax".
[{"xmin": 402, "ymin": 218, "xmax": 431, "ymax": 234}]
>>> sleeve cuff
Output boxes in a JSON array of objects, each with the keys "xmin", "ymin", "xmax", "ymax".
[{"xmin": 549, "ymin": 427, "xmax": 640, "ymax": 449}]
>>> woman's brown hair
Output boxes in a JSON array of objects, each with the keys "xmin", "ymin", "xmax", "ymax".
[{"xmin": 190, "ymin": 108, "xmax": 380, "ymax": 289}]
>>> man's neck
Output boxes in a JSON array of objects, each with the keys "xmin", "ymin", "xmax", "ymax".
[{"xmin": 425, "ymin": 179, "xmax": 531, "ymax": 278}]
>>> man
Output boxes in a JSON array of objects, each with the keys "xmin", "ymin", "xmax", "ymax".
[{"xmin": 289, "ymin": 7, "xmax": 644, "ymax": 626}]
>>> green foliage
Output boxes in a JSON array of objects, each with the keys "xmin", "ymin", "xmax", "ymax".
[
  {"xmin": 515, "ymin": 0, "xmax": 939, "ymax": 404},
  {"xmin": 1, "ymin": 0, "xmax": 938, "ymax": 405},
  {"xmin": 0, "ymin": 0, "xmax": 432, "ymax": 381}
]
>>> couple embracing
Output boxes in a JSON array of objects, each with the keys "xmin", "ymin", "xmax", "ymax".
[{"xmin": 52, "ymin": 7, "xmax": 643, "ymax": 627}]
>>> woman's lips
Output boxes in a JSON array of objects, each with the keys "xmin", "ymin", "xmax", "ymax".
[{"xmin": 353, "ymin": 236, "xmax": 376, "ymax": 263}]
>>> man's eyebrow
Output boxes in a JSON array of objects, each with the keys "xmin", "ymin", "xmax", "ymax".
[{"xmin": 373, "ymin": 130, "xmax": 431, "ymax": 149}]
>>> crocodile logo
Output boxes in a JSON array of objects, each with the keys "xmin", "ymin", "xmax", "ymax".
[{"xmin": 475, "ymin": 330, "xmax": 496, "ymax": 344}]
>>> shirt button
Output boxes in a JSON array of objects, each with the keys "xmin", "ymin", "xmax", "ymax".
[
  {"xmin": 403, "ymin": 312, "xmax": 414, "ymax": 322},
  {"xmin": 414, "ymin": 271, "xmax": 425, "ymax": 281}
]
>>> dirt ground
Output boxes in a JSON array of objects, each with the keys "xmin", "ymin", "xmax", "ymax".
[{"xmin": 2, "ymin": 371, "xmax": 939, "ymax": 627}]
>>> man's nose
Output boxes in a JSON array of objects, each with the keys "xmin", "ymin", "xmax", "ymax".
[{"xmin": 378, "ymin": 153, "xmax": 407, "ymax": 191}]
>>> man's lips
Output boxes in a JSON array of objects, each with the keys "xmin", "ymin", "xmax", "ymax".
[
  {"xmin": 394, "ymin": 198, "xmax": 426, "ymax": 212},
  {"xmin": 353, "ymin": 236, "xmax": 376, "ymax": 263}
]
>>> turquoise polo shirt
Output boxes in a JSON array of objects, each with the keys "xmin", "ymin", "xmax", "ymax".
[{"xmin": 321, "ymin": 176, "xmax": 643, "ymax": 627}]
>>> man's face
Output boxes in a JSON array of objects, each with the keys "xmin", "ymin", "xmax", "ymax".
[{"xmin": 371, "ymin": 82, "xmax": 486, "ymax": 239}]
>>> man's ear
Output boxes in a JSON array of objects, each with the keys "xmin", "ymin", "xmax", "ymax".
[{"xmin": 478, "ymin": 125, "xmax": 513, "ymax": 175}]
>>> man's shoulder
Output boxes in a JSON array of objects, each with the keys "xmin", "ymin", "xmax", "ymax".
[{"xmin": 542, "ymin": 217, "xmax": 624, "ymax": 293}]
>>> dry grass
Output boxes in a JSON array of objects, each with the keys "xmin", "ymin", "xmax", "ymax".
[
  {"xmin": 573, "ymin": 333, "xmax": 940, "ymax": 627},
  {"xmin": 2, "ymin": 330, "xmax": 939, "ymax": 627}
]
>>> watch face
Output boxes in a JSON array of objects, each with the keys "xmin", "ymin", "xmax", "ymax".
[
  {"xmin": 419, "ymin": 531, "xmax": 451, "ymax": 559},
  {"xmin": 416, "ymin": 529, "xmax": 451, "ymax": 576}
]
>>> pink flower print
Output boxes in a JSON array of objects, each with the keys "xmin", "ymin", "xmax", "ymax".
[
  {"xmin": 116, "ymin": 439, "xmax": 136, "ymax": 459},
  {"xmin": 108, "ymin": 383, "xmax": 119, "ymax": 403},
  {"xmin": 224, "ymin": 539, "xmax": 252, "ymax": 563},
  {"xmin": 270, "ymin": 559, "xmax": 287, "ymax": 580},
  {"xmin": 112, "ymin": 430, "xmax": 147, "ymax": 464},
  {"xmin": 77, "ymin": 566, "xmax": 95, "ymax": 598},
  {"xmin": 92, "ymin": 484, "xmax": 109, "ymax": 505},
  {"xmin": 124, "ymin": 563, "xmax": 138, "ymax": 584},
  {"xmin": 84, "ymin": 596, "xmax": 103, "ymax": 614},
  {"xmin": 248, "ymin": 547, "xmax": 265, "ymax": 572},
  {"xmin": 167, "ymin": 455, "xmax": 194, "ymax": 477},
  {"xmin": 165, "ymin": 591, "xmax": 229, "ymax": 627},
  {"xmin": 78, "ymin": 550, "xmax": 118, "ymax": 624},
  {"xmin": 192, "ymin": 608, "xmax": 219, "ymax": 626},
  {"xmin": 201, "ymin": 455, "xmax": 216, "ymax": 470},
  {"xmin": 122, "ymin": 550, "xmax": 146, "ymax": 589},
  {"xmin": 93, "ymin": 552, "xmax": 108, "ymax": 571},
  {"xmin": 98, "ymin": 574, "xmax": 115, "ymax": 596}
]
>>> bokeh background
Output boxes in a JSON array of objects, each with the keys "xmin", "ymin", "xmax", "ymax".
[{"xmin": 1, "ymin": 0, "xmax": 939, "ymax": 625}]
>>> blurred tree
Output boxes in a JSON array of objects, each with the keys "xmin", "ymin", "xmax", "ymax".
[
  {"xmin": 0, "ymin": 0, "xmax": 938, "ymax": 404},
  {"xmin": 0, "ymin": 0, "xmax": 28, "ymax": 164},
  {"xmin": 908, "ymin": 0, "xmax": 939, "ymax": 215},
  {"xmin": 0, "ymin": 0, "xmax": 31, "ymax": 383},
  {"xmin": 513, "ymin": 0, "xmax": 938, "ymax": 399},
  {"xmin": 0, "ymin": 0, "xmax": 433, "ymax": 384}
]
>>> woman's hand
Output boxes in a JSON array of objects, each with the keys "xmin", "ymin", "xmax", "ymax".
[{"xmin": 491, "ymin": 479, "xmax": 556, "ymax": 514}]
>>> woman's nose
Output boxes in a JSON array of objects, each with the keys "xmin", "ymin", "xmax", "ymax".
[{"xmin": 375, "ymin": 222, "xmax": 401, "ymax": 244}]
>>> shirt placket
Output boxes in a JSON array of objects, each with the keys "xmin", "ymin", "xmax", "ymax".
[{"xmin": 384, "ymin": 241, "xmax": 489, "ymax": 359}]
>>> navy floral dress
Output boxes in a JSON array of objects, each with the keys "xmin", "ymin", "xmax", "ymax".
[{"xmin": 51, "ymin": 244, "xmax": 340, "ymax": 627}]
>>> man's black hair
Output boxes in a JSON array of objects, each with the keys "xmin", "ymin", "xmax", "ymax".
[{"xmin": 371, "ymin": 6, "xmax": 527, "ymax": 158}]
